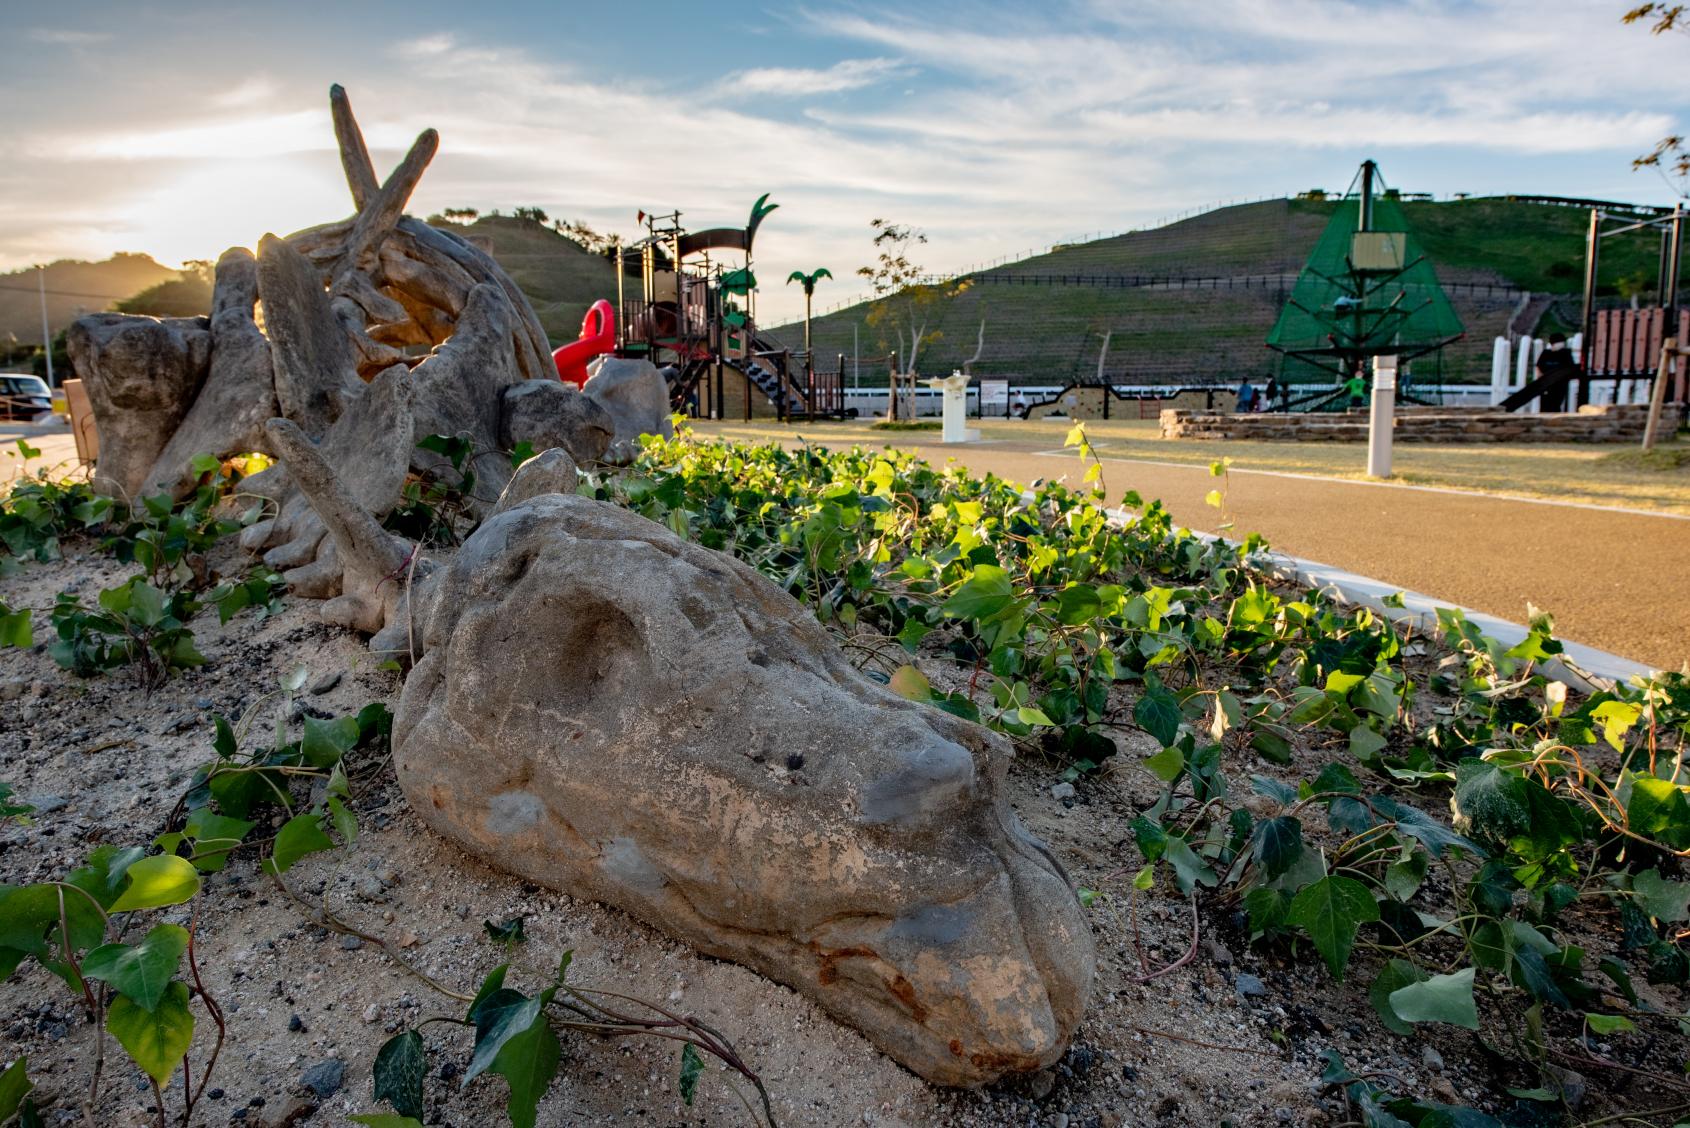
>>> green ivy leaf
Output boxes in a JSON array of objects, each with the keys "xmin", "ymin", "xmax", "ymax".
[
  {"xmin": 1251, "ymin": 817, "xmax": 1305, "ymax": 881},
  {"xmin": 464, "ymin": 989, "xmax": 544, "ymax": 1087},
  {"xmin": 0, "ymin": 1056, "xmax": 32, "ymax": 1123},
  {"xmin": 678, "ymin": 1042, "xmax": 704, "ymax": 1106},
  {"xmin": 81, "ymin": 924, "xmax": 189, "ymax": 1012},
  {"xmin": 1387, "ymin": 968, "xmax": 1479, "ymax": 1029},
  {"xmin": 0, "ymin": 607, "xmax": 31, "ymax": 649},
  {"xmin": 1134, "ymin": 681, "xmax": 1182, "ymax": 748},
  {"xmin": 300, "ymin": 715, "xmax": 360, "ymax": 769},
  {"xmin": 941, "ymin": 565, "xmax": 1014, "ymax": 621},
  {"xmin": 1368, "ymin": 959, "xmax": 1428, "ymax": 1035},
  {"xmin": 109, "ymin": 856, "xmax": 201, "ymax": 913},
  {"xmin": 490, "ymin": 1006, "xmax": 560, "ymax": 1128},
  {"xmin": 484, "ymin": 917, "xmax": 528, "ymax": 946},
  {"xmin": 1627, "ymin": 776, "xmax": 1690, "ymax": 850},
  {"xmin": 264, "ymin": 813, "xmax": 335, "ymax": 876},
  {"xmin": 373, "ymin": 1030, "xmax": 426, "ymax": 1120},
  {"xmin": 1584, "ymin": 1013, "xmax": 1636, "ymax": 1035},
  {"xmin": 106, "ymin": 980, "xmax": 195, "ymax": 1085},
  {"xmin": 1633, "ymin": 868, "xmax": 1690, "ymax": 923},
  {"xmin": 1287, "ymin": 875, "xmax": 1379, "ymax": 980},
  {"xmin": 1451, "ymin": 760, "xmax": 1529, "ymax": 844},
  {"xmin": 1161, "ymin": 835, "xmax": 1217, "ymax": 894},
  {"xmin": 888, "ymin": 665, "xmax": 931, "ymax": 702}
]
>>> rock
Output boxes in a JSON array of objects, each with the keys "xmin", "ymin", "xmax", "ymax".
[
  {"xmin": 1420, "ymin": 1044, "xmax": 1443, "ymax": 1072},
  {"xmin": 26, "ymin": 795, "xmax": 67, "ymax": 815},
  {"xmin": 244, "ymin": 360, "xmax": 414, "ymax": 600},
  {"xmin": 259, "ymin": 1094, "xmax": 316, "ymax": 1127},
  {"xmin": 1235, "ymin": 972, "xmax": 1266, "ymax": 998},
  {"xmin": 493, "ymin": 448, "xmax": 579, "ymax": 517},
  {"xmin": 1064, "ymin": 1042, "xmax": 1097, "ymax": 1077},
  {"xmin": 500, "ymin": 380, "xmax": 614, "ymax": 466},
  {"xmin": 261, "ymin": 414, "xmax": 424, "ymax": 634},
  {"xmin": 257, "ymin": 234, "xmax": 361, "ymax": 440},
  {"xmin": 1206, "ymin": 939, "xmax": 1234, "ymax": 967},
  {"xmin": 1027, "ymin": 1068, "xmax": 1057, "ymax": 1100},
  {"xmin": 361, "ymin": 1003, "xmax": 380, "ymax": 1024},
  {"xmin": 298, "ymin": 1058, "xmax": 343, "ymax": 1099},
  {"xmin": 390, "ymin": 493, "xmax": 1094, "ymax": 1086},
  {"xmin": 287, "ymin": 1014, "xmax": 304, "ymax": 1032},
  {"xmin": 582, "ymin": 356, "xmax": 673, "ymax": 463},
  {"xmin": 1549, "ymin": 1065, "xmax": 1586, "ymax": 1110},
  {"xmin": 339, "ymin": 935, "xmax": 362, "ymax": 950},
  {"xmin": 309, "ymin": 671, "xmax": 341, "ymax": 695},
  {"xmin": 0, "ymin": 679, "xmax": 26, "ymax": 702},
  {"xmin": 407, "ymin": 282, "xmax": 528, "ymax": 509},
  {"xmin": 137, "ymin": 246, "xmax": 279, "ymax": 499},
  {"xmin": 1049, "ymin": 782, "xmax": 1076, "ymax": 801},
  {"xmin": 66, "ymin": 312, "xmax": 211, "ymax": 499}
]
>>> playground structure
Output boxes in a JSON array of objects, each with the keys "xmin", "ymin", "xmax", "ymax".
[
  {"xmin": 594, "ymin": 201, "xmax": 849, "ymax": 421},
  {"xmin": 1264, "ymin": 160, "xmax": 1466, "ymax": 413},
  {"xmin": 1495, "ymin": 203, "xmax": 1685, "ymax": 415},
  {"xmin": 551, "ymin": 299, "xmax": 615, "ymax": 387}
]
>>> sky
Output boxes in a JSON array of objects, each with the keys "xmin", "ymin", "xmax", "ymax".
[{"xmin": 2, "ymin": 0, "xmax": 1686, "ymax": 323}]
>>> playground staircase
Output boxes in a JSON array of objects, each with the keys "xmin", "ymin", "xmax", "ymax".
[{"xmin": 737, "ymin": 355, "xmax": 806, "ymax": 416}]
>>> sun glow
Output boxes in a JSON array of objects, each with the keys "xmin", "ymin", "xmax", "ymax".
[{"xmin": 108, "ymin": 156, "xmax": 352, "ymax": 268}]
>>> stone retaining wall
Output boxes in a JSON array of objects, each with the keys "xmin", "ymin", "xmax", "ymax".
[{"xmin": 1159, "ymin": 403, "xmax": 1655, "ymax": 443}]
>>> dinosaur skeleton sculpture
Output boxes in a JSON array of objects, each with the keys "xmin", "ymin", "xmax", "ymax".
[
  {"xmin": 64, "ymin": 85, "xmax": 1092, "ymax": 1085},
  {"xmin": 264, "ymin": 426, "xmax": 1096, "ymax": 1088},
  {"xmin": 67, "ymin": 86, "xmax": 633, "ymax": 618}
]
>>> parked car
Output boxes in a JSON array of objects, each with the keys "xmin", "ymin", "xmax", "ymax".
[{"xmin": 0, "ymin": 373, "xmax": 53, "ymax": 422}]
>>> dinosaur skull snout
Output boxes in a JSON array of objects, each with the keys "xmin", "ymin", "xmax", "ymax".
[{"xmin": 393, "ymin": 492, "xmax": 1094, "ymax": 1085}]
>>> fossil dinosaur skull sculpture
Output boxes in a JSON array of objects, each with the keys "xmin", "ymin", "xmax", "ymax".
[{"xmin": 268, "ymin": 440, "xmax": 1096, "ymax": 1086}]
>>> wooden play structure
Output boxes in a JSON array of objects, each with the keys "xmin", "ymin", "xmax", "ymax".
[
  {"xmin": 1502, "ymin": 203, "xmax": 1684, "ymax": 412},
  {"xmin": 600, "ymin": 199, "xmax": 847, "ymax": 421}
]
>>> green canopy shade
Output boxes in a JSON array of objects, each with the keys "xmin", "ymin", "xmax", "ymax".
[{"xmin": 1266, "ymin": 189, "xmax": 1464, "ymax": 379}]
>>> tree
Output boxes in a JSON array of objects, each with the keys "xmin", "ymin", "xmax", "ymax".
[
  {"xmin": 785, "ymin": 268, "xmax": 832, "ymax": 357},
  {"xmin": 1624, "ymin": 5, "xmax": 1690, "ymax": 197},
  {"xmin": 513, "ymin": 206, "xmax": 550, "ymax": 224},
  {"xmin": 113, "ymin": 260, "xmax": 215, "ymax": 318},
  {"xmin": 552, "ymin": 219, "xmax": 620, "ymax": 259},
  {"xmin": 856, "ymin": 219, "xmax": 969, "ymax": 419},
  {"xmin": 441, "ymin": 207, "xmax": 480, "ymax": 225}
]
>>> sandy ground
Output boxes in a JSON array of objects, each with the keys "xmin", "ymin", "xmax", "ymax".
[
  {"xmin": 0, "ymin": 540, "xmax": 1465, "ymax": 1128},
  {"xmin": 3, "ymin": 454, "xmax": 1684, "ymax": 1127},
  {"xmin": 693, "ymin": 420, "xmax": 1690, "ymax": 672}
]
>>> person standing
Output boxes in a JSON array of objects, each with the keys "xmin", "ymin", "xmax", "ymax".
[
  {"xmin": 1343, "ymin": 369, "xmax": 1366, "ymax": 410},
  {"xmin": 1236, "ymin": 377, "xmax": 1256, "ymax": 413},
  {"xmin": 1535, "ymin": 333, "xmax": 1579, "ymax": 411},
  {"xmin": 1263, "ymin": 375, "xmax": 1280, "ymax": 411}
]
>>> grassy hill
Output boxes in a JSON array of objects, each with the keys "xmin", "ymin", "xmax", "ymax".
[
  {"xmin": 14, "ymin": 201, "xmax": 1664, "ymax": 387},
  {"xmin": 443, "ymin": 215, "xmax": 632, "ymax": 343},
  {"xmin": 770, "ymin": 197, "xmax": 1670, "ymax": 387},
  {"xmin": 0, "ymin": 254, "xmax": 178, "ymax": 345}
]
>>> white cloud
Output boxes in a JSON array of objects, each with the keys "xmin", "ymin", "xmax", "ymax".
[
  {"xmin": 721, "ymin": 57, "xmax": 908, "ymax": 96},
  {"xmin": 3, "ymin": 1, "xmax": 1688, "ymax": 323},
  {"xmin": 26, "ymin": 28, "xmax": 111, "ymax": 46}
]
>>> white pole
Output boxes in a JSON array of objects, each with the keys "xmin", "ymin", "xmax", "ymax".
[
  {"xmin": 1367, "ymin": 355, "xmax": 1397, "ymax": 479},
  {"xmin": 1490, "ymin": 337, "xmax": 1510, "ymax": 406},
  {"xmin": 37, "ymin": 264, "xmax": 55, "ymax": 388},
  {"xmin": 852, "ymin": 324, "xmax": 859, "ymax": 389}
]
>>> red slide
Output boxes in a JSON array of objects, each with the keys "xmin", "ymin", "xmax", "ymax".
[{"xmin": 552, "ymin": 299, "xmax": 616, "ymax": 387}]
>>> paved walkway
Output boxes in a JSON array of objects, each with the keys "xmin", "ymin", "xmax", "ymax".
[{"xmin": 698, "ymin": 423, "xmax": 1690, "ymax": 671}]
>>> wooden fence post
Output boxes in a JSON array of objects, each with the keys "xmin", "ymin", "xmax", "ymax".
[{"xmin": 1642, "ymin": 336, "xmax": 1678, "ymax": 452}]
